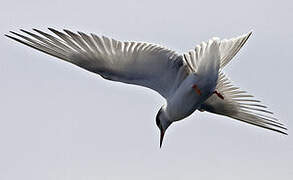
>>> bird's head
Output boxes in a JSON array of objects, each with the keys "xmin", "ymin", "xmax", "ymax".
[{"xmin": 155, "ymin": 107, "xmax": 172, "ymax": 148}]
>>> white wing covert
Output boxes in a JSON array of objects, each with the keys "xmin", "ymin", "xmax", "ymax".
[
  {"xmin": 6, "ymin": 28, "xmax": 189, "ymax": 98},
  {"xmin": 183, "ymin": 38, "xmax": 221, "ymax": 96},
  {"xmin": 183, "ymin": 37, "xmax": 220, "ymax": 76}
]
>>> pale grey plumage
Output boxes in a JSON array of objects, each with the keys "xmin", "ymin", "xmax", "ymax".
[
  {"xmin": 200, "ymin": 72, "xmax": 287, "ymax": 134},
  {"xmin": 5, "ymin": 29, "xmax": 287, "ymax": 138}
]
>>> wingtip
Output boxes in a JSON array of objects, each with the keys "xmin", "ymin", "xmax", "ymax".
[
  {"xmin": 282, "ymin": 131, "xmax": 288, "ymax": 135},
  {"xmin": 5, "ymin": 31, "xmax": 19, "ymax": 40},
  {"xmin": 274, "ymin": 126, "xmax": 288, "ymax": 135},
  {"xmin": 48, "ymin": 27, "xmax": 57, "ymax": 33},
  {"xmin": 63, "ymin": 29, "xmax": 74, "ymax": 35},
  {"xmin": 4, "ymin": 34, "xmax": 11, "ymax": 38},
  {"xmin": 4, "ymin": 33, "xmax": 21, "ymax": 42},
  {"xmin": 9, "ymin": 31, "xmax": 19, "ymax": 36},
  {"xmin": 247, "ymin": 30, "xmax": 253, "ymax": 37},
  {"xmin": 19, "ymin": 28, "xmax": 29, "ymax": 34},
  {"xmin": 32, "ymin": 28, "xmax": 42, "ymax": 34}
]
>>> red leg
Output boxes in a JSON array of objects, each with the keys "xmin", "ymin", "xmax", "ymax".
[
  {"xmin": 214, "ymin": 90, "xmax": 224, "ymax": 99},
  {"xmin": 192, "ymin": 84, "xmax": 201, "ymax": 95}
]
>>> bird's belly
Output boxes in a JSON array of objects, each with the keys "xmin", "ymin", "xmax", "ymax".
[
  {"xmin": 166, "ymin": 75, "xmax": 211, "ymax": 121},
  {"xmin": 167, "ymin": 92, "xmax": 202, "ymax": 121}
]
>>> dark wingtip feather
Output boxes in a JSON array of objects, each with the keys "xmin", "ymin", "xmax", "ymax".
[
  {"xmin": 48, "ymin": 27, "xmax": 58, "ymax": 34},
  {"xmin": 32, "ymin": 28, "xmax": 42, "ymax": 32},
  {"xmin": 5, "ymin": 33, "xmax": 21, "ymax": 42},
  {"xmin": 20, "ymin": 29, "xmax": 31, "ymax": 34},
  {"xmin": 279, "ymin": 130, "xmax": 288, "ymax": 135},
  {"xmin": 63, "ymin": 29, "xmax": 71, "ymax": 33},
  {"xmin": 19, "ymin": 29, "xmax": 36, "ymax": 37},
  {"xmin": 247, "ymin": 31, "xmax": 253, "ymax": 38},
  {"xmin": 9, "ymin": 31, "xmax": 23, "ymax": 37},
  {"xmin": 63, "ymin": 29, "xmax": 75, "ymax": 36},
  {"xmin": 32, "ymin": 28, "xmax": 45, "ymax": 35},
  {"xmin": 4, "ymin": 34, "xmax": 17, "ymax": 41}
]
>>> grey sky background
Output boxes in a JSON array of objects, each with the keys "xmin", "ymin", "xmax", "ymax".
[{"xmin": 0, "ymin": 0, "xmax": 292, "ymax": 179}]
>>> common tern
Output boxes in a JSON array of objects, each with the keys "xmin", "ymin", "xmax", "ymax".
[{"xmin": 5, "ymin": 29, "xmax": 287, "ymax": 147}]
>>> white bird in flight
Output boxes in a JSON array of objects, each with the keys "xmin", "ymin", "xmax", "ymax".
[{"xmin": 5, "ymin": 29, "xmax": 287, "ymax": 147}]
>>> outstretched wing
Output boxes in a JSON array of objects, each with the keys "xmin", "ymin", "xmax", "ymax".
[
  {"xmin": 183, "ymin": 31, "xmax": 252, "ymax": 88},
  {"xmin": 185, "ymin": 31, "xmax": 252, "ymax": 71},
  {"xmin": 219, "ymin": 31, "xmax": 252, "ymax": 68},
  {"xmin": 6, "ymin": 28, "xmax": 190, "ymax": 98},
  {"xmin": 199, "ymin": 73, "xmax": 287, "ymax": 134},
  {"xmin": 183, "ymin": 38, "xmax": 221, "ymax": 97},
  {"xmin": 183, "ymin": 37, "xmax": 220, "ymax": 77}
]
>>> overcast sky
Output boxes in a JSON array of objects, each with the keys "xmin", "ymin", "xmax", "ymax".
[{"xmin": 0, "ymin": 0, "xmax": 292, "ymax": 179}]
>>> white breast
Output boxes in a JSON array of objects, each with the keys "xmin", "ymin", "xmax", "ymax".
[{"xmin": 164, "ymin": 74, "xmax": 217, "ymax": 121}]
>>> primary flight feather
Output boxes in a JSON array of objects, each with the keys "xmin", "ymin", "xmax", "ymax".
[{"xmin": 5, "ymin": 29, "xmax": 287, "ymax": 147}]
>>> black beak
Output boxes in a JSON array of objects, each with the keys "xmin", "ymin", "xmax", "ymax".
[{"xmin": 160, "ymin": 129, "xmax": 165, "ymax": 148}]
